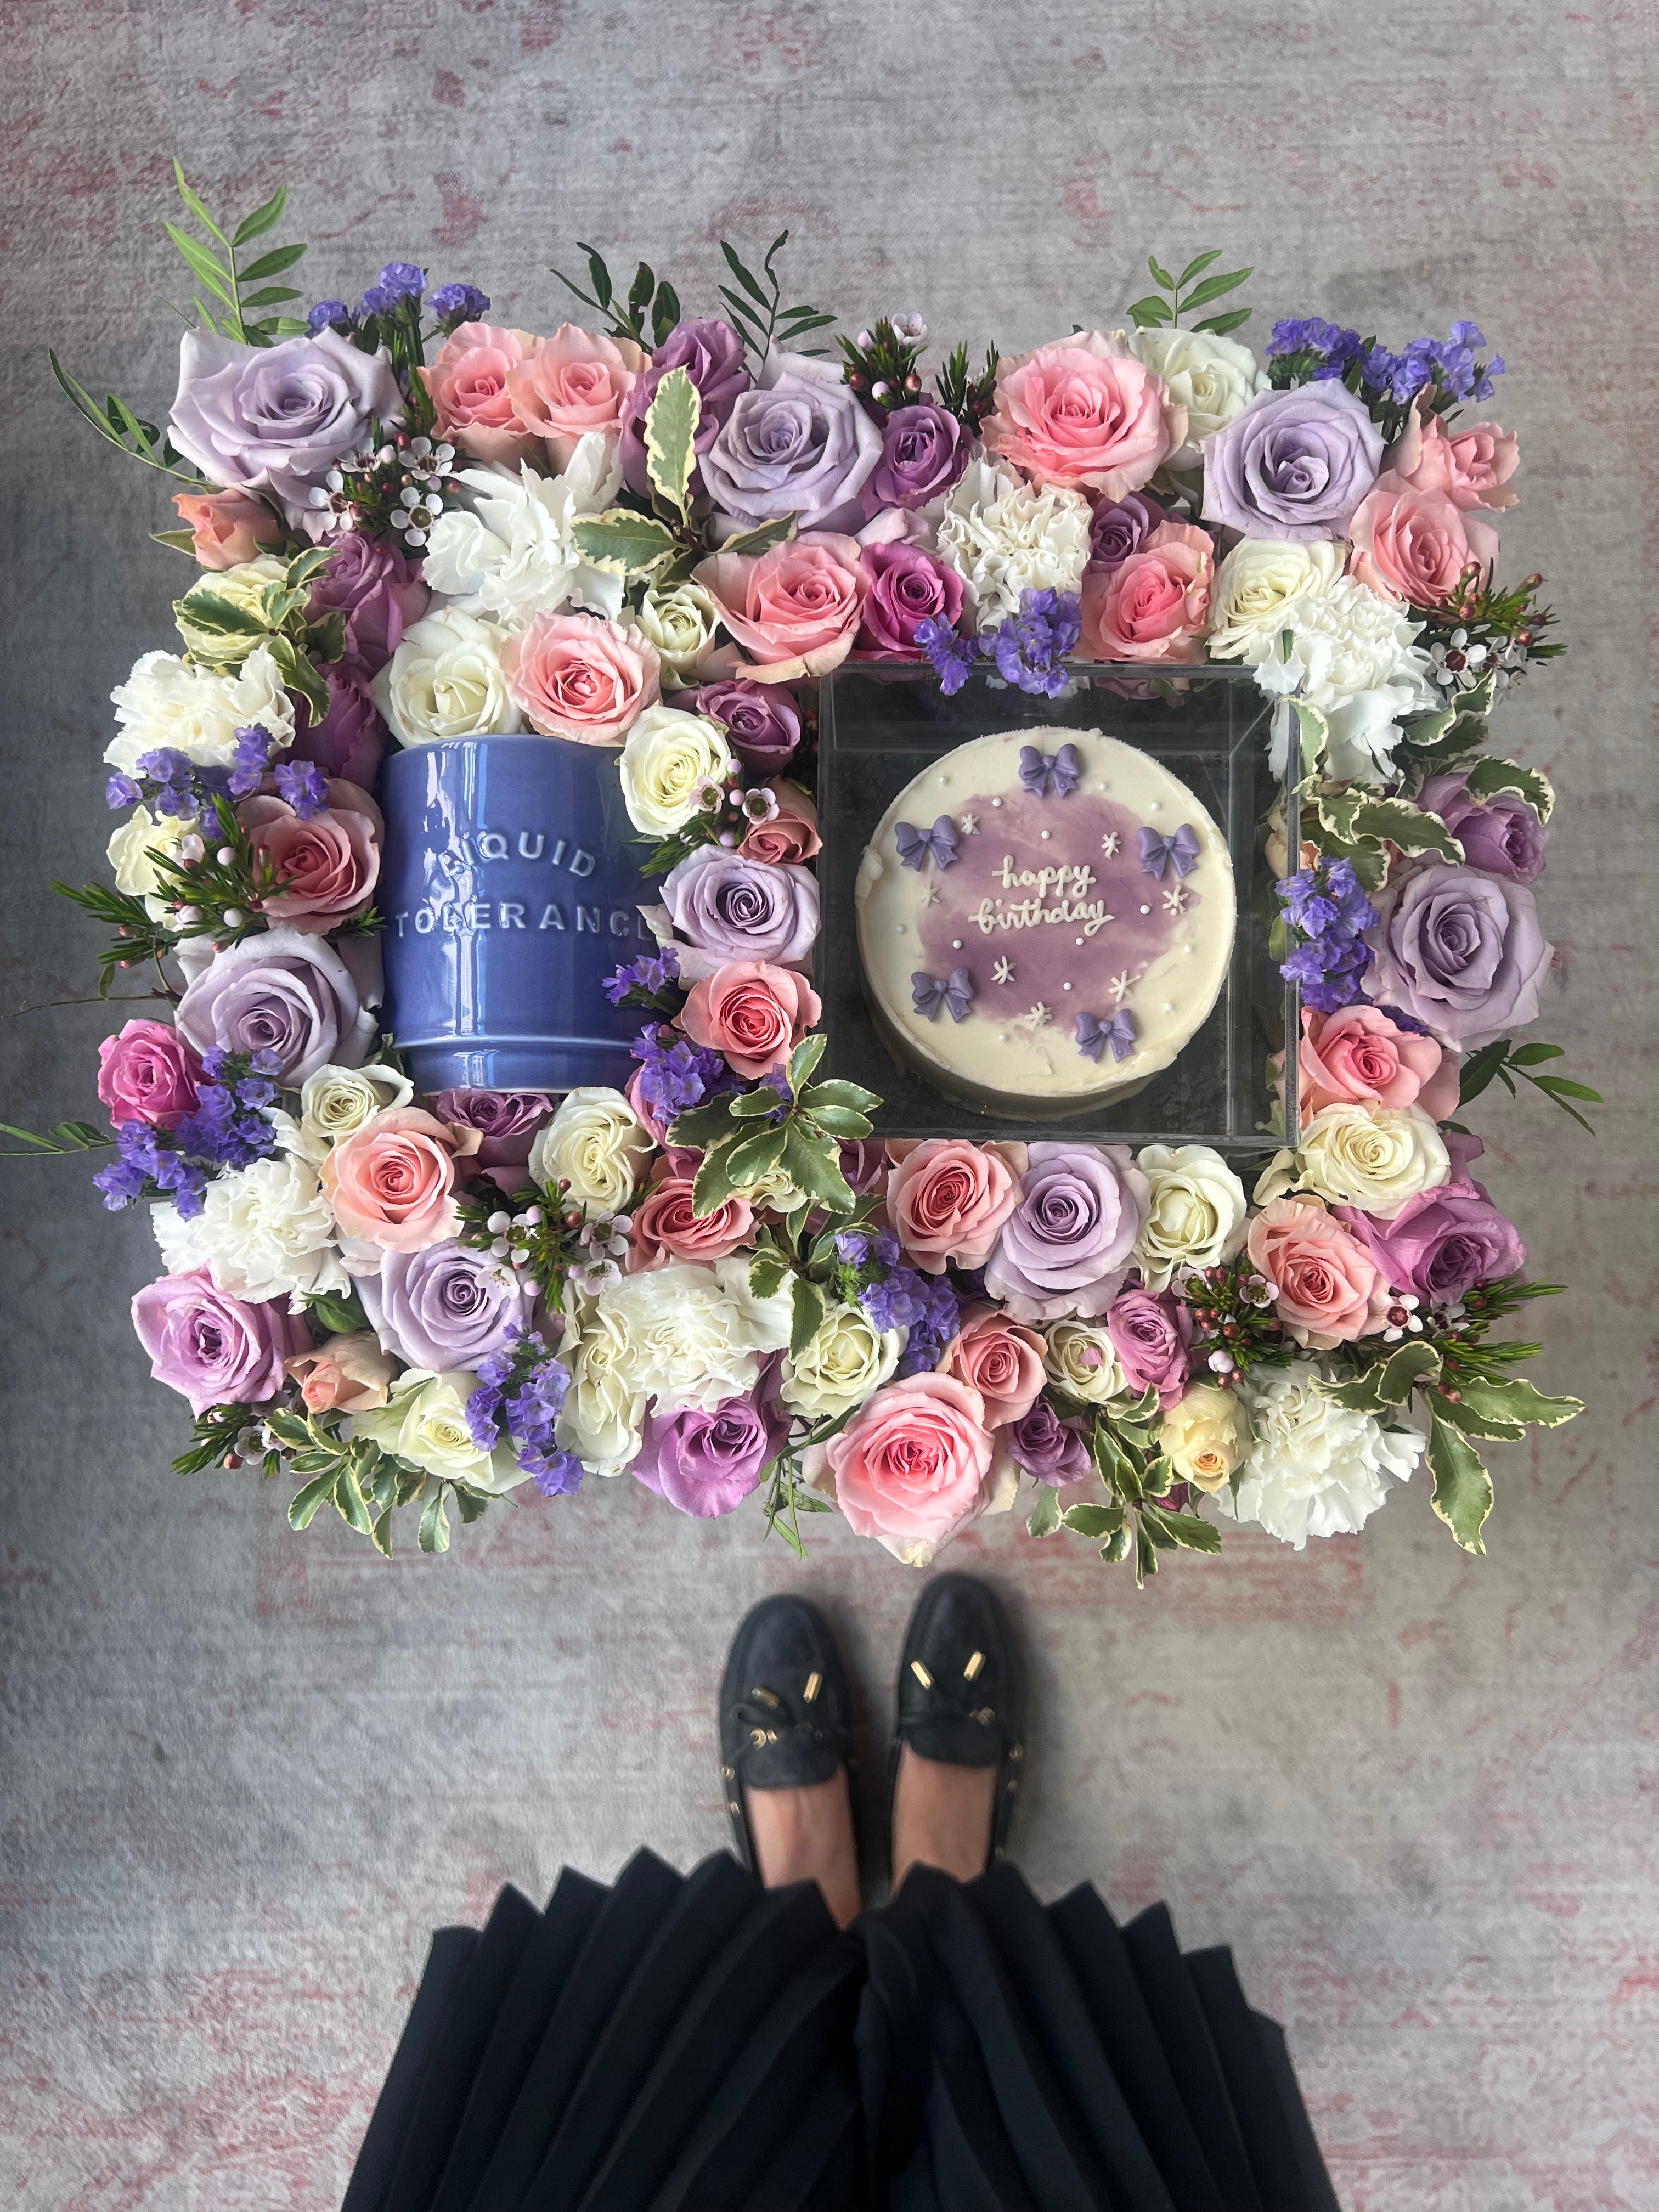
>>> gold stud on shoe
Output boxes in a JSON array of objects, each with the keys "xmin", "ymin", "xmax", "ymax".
[
  {"xmin": 752, "ymin": 1685, "xmax": 781, "ymax": 1711},
  {"xmin": 963, "ymin": 1650, "xmax": 985, "ymax": 1681},
  {"xmin": 803, "ymin": 1671, "xmax": 822, "ymax": 1703},
  {"xmin": 749, "ymin": 1727, "xmax": 769, "ymax": 1749},
  {"xmin": 910, "ymin": 1658, "xmax": 934, "ymax": 1690},
  {"xmin": 721, "ymin": 1764, "xmax": 735, "ymax": 1780}
]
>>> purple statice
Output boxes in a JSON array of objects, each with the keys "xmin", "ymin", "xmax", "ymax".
[
  {"xmin": 430, "ymin": 282, "xmax": 492, "ymax": 326},
  {"xmin": 1266, "ymin": 318, "xmax": 1368, "ymax": 381},
  {"xmin": 119, "ymin": 747, "xmax": 217, "ymax": 820},
  {"xmin": 466, "ymin": 1331, "xmax": 582, "ymax": 1496},
  {"xmin": 985, "ymin": 588, "xmax": 1081, "ymax": 698},
  {"xmin": 1361, "ymin": 325, "xmax": 1505, "ymax": 409},
  {"xmin": 916, "ymin": 614, "xmax": 978, "ymax": 696},
  {"xmin": 630, "ymin": 1024, "xmax": 735, "ymax": 1124},
  {"xmin": 835, "ymin": 1224, "xmax": 900, "ymax": 1273},
  {"xmin": 228, "ymin": 723, "xmax": 279, "ymax": 801},
  {"xmin": 861, "ymin": 1263, "xmax": 960, "ymax": 1375},
  {"xmin": 602, "ymin": 944, "xmax": 681, "ymax": 1011},
  {"xmin": 105, "ymin": 772, "xmax": 143, "ymax": 810},
  {"xmin": 95, "ymin": 1050, "xmax": 282, "ymax": 1217},
  {"xmin": 359, "ymin": 263, "xmax": 426, "ymax": 318},
  {"xmin": 1276, "ymin": 856, "xmax": 1379, "ymax": 1013},
  {"xmin": 307, "ymin": 300, "xmax": 353, "ymax": 335},
  {"xmin": 273, "ymin": 758, "xmax": 329, "ymax": 818}
]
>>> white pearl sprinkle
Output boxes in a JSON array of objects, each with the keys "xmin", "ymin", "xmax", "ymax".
[
  {"xmin": 991, "ymin": 797, "xmax": 1002, "ymax": 808},
  {"xmin": 951, "ymin": 939, "xmax": 962, "ymax": 949},
  {"xmin": 1040, "ymin": 829, "xmax": 1051, "ymax": 840},
  {"xmin": 1075, "ymin": 937, "xmax": 1084, "ymax": 947},
  {"xmin": 1164, "ymin": 1001, "xmax": 1175, "ymax": 1012},
  {"xmin": 998, "ymin": 1031, "xmax": 1009, "ymax": 1042},
  {"xmin": 1183, "ymin": 943, "xmax": 1195, "ymax": 954},
  {"xmin": 1062, "ymin": 981, "xmax": 1072, "ymax": 991},
  {"xmin": 1149, "ymin": 800, "xmax": 1162, "ymax": 812},
  {"xmin": 1139, "ymin": 904, "xmax": 1150, "ymax": 915}
]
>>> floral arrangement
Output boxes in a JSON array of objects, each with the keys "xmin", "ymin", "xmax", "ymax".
[{"xmin": 12, "ymin": 167, "xmax": 1594, "ymax": 1577}]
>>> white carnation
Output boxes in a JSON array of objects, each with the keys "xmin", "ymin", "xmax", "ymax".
[
  {"xmin": 1128, "ymin": 326, "xmax": 1268, "ymax": 464},
  {"xmin": 373, "ymin": 607, "xmax": 523, "ymax": 744},
  {"xmin": 595, "ymin": 1261, "xmax": 764, "ymax": 1414},
  {"xmin": 1247, "ymin": 577, "xmax": 1438, "ymax": 785},
  {"xmin": 936, "ymin": 454, "xmax": 1093, "ymax": 631},
  {"xmin": 165, "ymin": 1152, "xmax": 348, "ymax": 1311},
  {"xmin": 107, "ymin": 642, "xmax": 296, "ymax": 775},
  {"xmin": 1132, "ymin": 1143, "xmax": 1249, "ymax": 1293},
  {"xmin": 1219, "ymin": 1364, "xmax": 1424, "ymax": 1549},
  {"xmin": 420, "ymin": 443, "xmax": 624, "ymax": 624},
  {"xmin": 556, "ymin": 1302, "xmax": 647, "ymax": 1475},
  {"xmin": 106, "ymin": 805, "xmax": 204, "ymax": 919},
  {"xmin": 529, "ymin": 1086, "xmax": 653, "ymax": 1212},
  {"xmin": 713, "ymin": 1253, "xmax": 795, "ymax": 1352}
]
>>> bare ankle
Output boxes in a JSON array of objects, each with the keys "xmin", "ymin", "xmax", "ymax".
[{"xmin": 891, "ymin": 1745, "xmax": 998, "ymax": 1893}]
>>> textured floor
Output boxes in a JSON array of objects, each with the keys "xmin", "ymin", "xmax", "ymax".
[{"xmin": 2, "ymin": 3, "xmax": 1656, "ymax": 2206}]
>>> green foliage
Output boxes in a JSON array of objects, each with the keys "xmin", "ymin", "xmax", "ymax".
[
  {"xmin": 570, "ymin": 509, "xmax": 682, "ymax": 580},
  {"xmin": 1395, "ymin": 672, "xmax": 1497, "ymax": 770},
  {"xmin": 173, "ymin": 545, "xmax": 338, "ymax": 716},
  {"xmin": 1323, "ymin": 1340, "xmax": 1443, "ymax": 1412},
  {"xmin": 1462, "ymin": 754, "xmax": 1554, "ymax": 822},
  {"xmin": 673, "ymin": 1037, "xmax": 877, "ymax": 1220},
  {"xmin": 166, "ymin": 162, "xmax": 310, "ymax": 345},
  {"xmin": 1307, "ymin": 783, "xmax": 1465, "ymax": 885},
  {"xmin": 935, "ymin": 341, "xmax": 1000, "ymax": 431},
  {"xmin": 716, "ymin": 233, "xmax": 834, "ymax": 364},
  {"xmin": 1126, "ymin": 249, "xmax": 1252, "ymax": 335},
  {"xmin": 52, "ymin": 878, "xmax": 179, "ymax": 996},
  {"xmin": 48, "ymin": 352, "xmax": 205, "ymax": 486},
  {"xmin": 1456, "ymin": 1038, "xmax": 1601, "ymax": 1134},
  {"xmin": 550, "ymin": 242, "xmax": 683, "ymax": 348},
  {"xmin": 1035, "ymin": 1386, "xmax": 1221, "ymax": 1583},
  {"xmin": 643, "ymin": 367, "xmax": 701, "ymax": 523},
  {"xmin": 1423, "ymin": 1408, "xmax": 1494, "ymax": 1554},
  {"xmin": 0, "ymin": 1117, "xmax": 112, "ymax": 1158}
]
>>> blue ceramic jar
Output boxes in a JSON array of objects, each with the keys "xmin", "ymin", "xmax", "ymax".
[{"xmin": 379, "ymin": 736, "xmax": 658, "ymax": 1096}]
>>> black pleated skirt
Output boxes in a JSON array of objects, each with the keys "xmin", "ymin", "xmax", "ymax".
[{"xmin": 341, "ymin": 1851, "xmax": 1340, "ymax": 2212}]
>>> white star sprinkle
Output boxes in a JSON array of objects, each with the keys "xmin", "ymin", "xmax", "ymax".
[
  {"xmin": 958, "ymin": 812, "xmax": 980, "ymax": 836},
  {"xmin": 1026, "ymin": 1002, "xmax": 1052, "ymax": 1030},
  {"xmin": 1101, "ymin": 831, "xmax": 1121, "ymax": 857},
  {"xmin": 991, "ymin": 956, "xmax": 1015, "ymax": 985},
  {"xmin": 918, "ymin": 879, "xmax": 940, "ymax": 907},
  {"xmin": 1108, "ymin": 970, "xmax": 1134, "ymax": 1007},
  {"xmin": 1163, "ymin": 884, "xmax": 1189, "ymax": 914}
]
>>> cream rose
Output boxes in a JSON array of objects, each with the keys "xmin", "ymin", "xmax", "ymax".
[
  {"xmin": 1043, "ymin": 1319, "xmax": 1127, "ymax": 1404},
  {"xmin": 173, "ymin": 554, "xmax": 288, "ymax": 663},
  {"xmin": 291, "ymin": 1062, "xmax": 415, "ymax": 1161},
  {"xmin": 781, "ymin": 1300, "xmax": 904, "ymax": 1421},
  {"xmin": 625, "ymin": 581, "xmax": 726, "ymax": 686},
  {"xmin": 373, "ymin": 606, "xmax": 523, "ymax": 744},
  {"xmin": 1127, "ymin": 326, "xmax": 1268, "ymax": 465},
  {"xmin": 352, "ymin": 1368, "xmax": 527, "ymax": 1493},
  {"xmin": 529, "ymin": 1086, "xmax": 653, "ymax": 1211},
  {"xmin": 106, "ymin": 804, "xmax": 204, "ymax": 918},
  {"xmin": 1132, "ymin": 1143, "xmax": 1249, "ymax": 1292},
  {"xmin": 1258, "ymin": 1103, "xmax": 1451, "ymax": 1221},
  {"xmin": 555, "ymin": 1304, "xmax": 646, "ymax": 1475},
  {"xmin": 106, "ymin": 642, "xmax": 295, "ymax": 775},
  {"xmin": 1205, "ymin": 538, "xmax": 1346, "ymax": 659},
  {"xmin": 935, "ymin": 455, "xmax": 1094, "ymax": 631},
  {"xmin": 617, "ymin": 704, "xmax": 735, "ymax": 836},
  {"xmin": 1160, "ymin": 1382, "xmax": 1246, "ymax": 1494}
]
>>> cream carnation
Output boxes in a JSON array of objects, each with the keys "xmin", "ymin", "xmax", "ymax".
[
  {"xmin": 158, "ymin": 1152, "xmax": 348, "ymax": 1311},
  {"xmin": 352, "ymin": 1368, "xmax": 527, "ymax": 1492},
  {"xmin": 1132, "ymin": 1143, "xmax": 1249, "ymax": 1291},
  {"xmin": 1205, "ymin": 537, "xmax": 1346, "ymax": 658},
  {"xmin": 781, "ymin": 1300, "xmax": 904, "ymax": 1421},
  {"xmin": 107, "ymin": 642, "xmax": 295, "ymax": 775},
  {"xmin": 420, "ymin": 446, "xmax": 624, "ymax": 624},
  {"xmin": 1127, "ymin": 327, "xmax": 1268, "ymax": 465},
  {"xmin": 1219, "ymin": 1365, "xmax": 1424, "ymax": 1548},
  {"xmin": 594, "ymin": 1260, "xmax": 764, "ymax": 1414},
  {"xmin": 106, "ymin": 805, "xmax": 204, "ymax": 919},
  {"xmin": 1257, "ymin": 1103, "xmax": 1451, "ymax": 1221},
  {"xmin": 935, "ymin": 455, "xmax": 1093, "ymax": 631},
  {"xmin": 624, "ymin": 580, "xmax": 726, "ymax": 685},
  {"xmin": 373, "ymin": 607, "xmax": 523, "ymax": 744},
  {"xmin": 617, "ymin": 704, "xmax": 735, "ymax": 836},
  {"xmin": 1043, "ymin": 1318, "xmax": 1127, "ymax": 1404},
  {"xmin": 529, "ymin": 1086, "xmax": 653, "ymax": 1212},
  {"xmin": 1249, "ymin": 577, "xmax": 1438, "ymax": 785},
  {"xmin": 555, "ymin": 1302, "xmax": 646, "ymax": 1475}
]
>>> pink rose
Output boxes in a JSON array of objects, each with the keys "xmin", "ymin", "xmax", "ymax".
[
  {"xmin": 887, "ymin": 1137, "xmax": 1025, "ymax": 1274},
  {"xmin": 171, "ymin": 488, "xmax": 283, "ymax": 570},
  {"xmin": 321, "ymin": 1106, "xmax": 477, "ymax": 1251},
  {"xmin": 1245, "ymin": 1197, "xmax": 1387, "ymax": 1349},
  {"xmin": 239, "ymin": 780, "xmax": 383, "ymax": 933},
  {"xmin": 1105, "ymin": 1288, "xmax": 1192, "ymax": 1409},
  {"xmin": 97, "ymin": 1019, "xmax": 204, "ymax": 1128},
  {"xmin": 1297, "ymin": 1005, "xmax": 1459, "ymax": 1127},
  {"xmin": 422, "ymin": 321, "xmax": 541, "ymax": 465},
  {"xmin": 942, "ymin": 1304, "xmax": 1045, "ymax": 1428},
  {"xmin": 285, "ymin": 1331, "xmax": 393, "ymax": 1413},
  {"xmin": 628, "ymin": 1170, "xmax": 755, "ymax": 1269},
  {"xmin": 1389, "ymin": 394, "xmax": 1519, "ymax": 512},
  {"xmin": 676, "ymin": 960, "xmax": 821, "ymax": 1080},
  {"xmin": 501, "ymin": 612, "xmax": 660, "ymax": 744},
  {"xmin": 132, "ymin": 1267, "xmax": 310, "ymax": 1417},
  {"xmin": 984, "ymin": 330, "xmax": 1184, "ymax": 498},
  {"xmin": 740, "ymin": 782, "xmax": 822, "ymax": 865},
  {"xmin": 694, "ymin": 532, "xmax": 867, "ymax": 683},
  {"xmin": 1079, "ymin": 520, "xmax": 1212, "ymax": 663},
  {"xmin": 854, "ymin": 541, "xmax": 966, "ymax": 658},
  {"xmin": 1347, "ymin": 472, "xmax": 1501, "ymax": 609},
  {"xmin": 505, "ymin": 322, "xmax": 647, "ymax": 471},
  {"xmin": 807, "ymin": 1370, "xmax": 997, "ymax": 1565}
]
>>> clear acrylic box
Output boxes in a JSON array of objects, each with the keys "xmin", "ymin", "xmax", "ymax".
[{"xmin": 814, "ymin": 663, "xmax": 1300, "ymax": 1154}]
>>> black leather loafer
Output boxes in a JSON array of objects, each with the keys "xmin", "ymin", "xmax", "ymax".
[
  {"xmin": 719, "ymin": 1595, "xmax": 856, "ymax": 1873},
  {"xmin": 890, "ymin": 1573, "xmax": 1026, "ymax": 1870}
]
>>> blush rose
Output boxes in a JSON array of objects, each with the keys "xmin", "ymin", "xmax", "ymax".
[
  {"xmin": 1245, "ymin": 1196, "xmax": 1387, "ymax": 1348},
  {"xmin": 985, "ymin": 330, "xmax": 1184, "ymax": 498},
  {"xmin": 1297, "ymin": 1004, "xmax": 1460, "ymax": 1125},
  {"xmin": 695, "ymin": 533, "xmax": 867, "ymax": 683},
  {"xmin": 1079, "ymin": 520, "xmax": 1213, "ymax": 663},
  {"xmin": 501, "ymin": 612, "xmax": 661, "ymax": 743},
  {"xmin": 238, "ymin": 780, "xmax": 383, "ymax": 932},
  {"xmin": 321, "ymin": 1107, "xmax": 479, "ymax": 1251},
  {"xmin": 806, "ymin": 1370, "xmax": 998, "ymax": 1566},
  {"xmin": 172, "ymin": 488, "xmax": 283, "ymax": 570},
  {"xmin": 1348, "ymin": 473, "xmax": 1501, "ymax": 608},
  {"xmin": 628, "ymin": 1169, "xmax": 756, "ymax": 1270},
  {"xmin": 422, "ymin": 321, "xmax": 540, "ymax": 464},
  {"xmin": 941, "ymin": 1304, "xmax": 1046, "ymax": 1428},
  {"xmin": 505, "ymin": 322, "xmax": 646, "ymax": 470},
  {"xmin": 740, "ymin": 782, "xmax": 821, "ymax": 865},
  {"xmin": 886, "ymin": 1137, "xmax": 1025, "ymax": 1274},
  {"xmin": 676, "ymin": 960, "xmax": 821, "ymax": 1079}
]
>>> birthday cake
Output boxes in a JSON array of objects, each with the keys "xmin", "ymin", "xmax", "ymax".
[{"xmin": 853, "ymin": 728, "xmax": 1235, "ymax": 1118}]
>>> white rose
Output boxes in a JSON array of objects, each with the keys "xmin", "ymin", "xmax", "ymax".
[
  {"xmin": 290, "ymin": 1062, "xmax": 414, "ymax": 1163},
  {"xmin": 1257, "ymin": 1103, "xmax": 1450, "ymax": 1220},
  {"xmin": 174, "ymin": 554, "xmax": 289, "ymax": 663},
  {"xmin": 529, "ymin": 1086, "xmax": 653, "ymax": 1212},
  {"xmin": 1205, "ymin": 538, "xmax": 1346, "ymax": 658},
  {"xmin": 1129, "ymin": 326, "xmax": 1268, "ymax": 464},
  {"xmin": 1160, "ymin": 1382, "xmax": 1246, "ymax": 1494},
  {"xmin": 936, "ymin": 454, "xmax": 1093, "ymax": 631},
  {"xmin": 169, "ymin": 1152, "xmax": 348, "ymax": 1311},
  {"xmin": 555, "ymin": 1302, "xmax": 647, "ymax": 1475},
  {"xmin": 618, "ymin": 704, "xmax": 735, "ymax": 836},
  {"xmin": 1216, "ymin": 1364, "xmax": 1423, "ymax": 1548},
  {"xmin": 106, "ymin": 642, "xmax": 296, "ymax": 775},
  {"xmin": 106, "ymin": 805, "xmax": 204, "ymax": 919},
  {"xmin": 1247, "ymin": 578, "xmax": 1437, "ymax": 785},
  {"xmin": 596, "ymin": 1261, "xmax": 763, "ymax": 1414},
  {"xmin": 373, "ymin": 607, "xmax": 523, "ymax": 744},
  {"xmin": 781, "ymin": 1301, "xmax": 903, "ymax": 1421},
  {"xmin": 421, "ymin": 448, "xmax": 624, "ymax": 624},
  {"xmin": 1132, "ymin": 1143, "xmax": 1249, "ymax": 1292},
  {"xmin": 624, "ymin": 581, "xmax": 726, "ymax": 686},
  {"xmin": 351, "ymin": 1368, "xmax": 527, "ymax": 1493},
  {"xmin": 1043, "ymin": 1319, "xmax": 1127, "ymax": 1404}
]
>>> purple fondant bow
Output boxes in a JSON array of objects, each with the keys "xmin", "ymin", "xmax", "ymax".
[
  {"xmin": 912, "ymin": 967, "xmax": 976, "ymax": 1023},
  {"xmin": 1136, "ymin": 822, "xmax": 1201, "ymax": 881},
  {"xmin": 1018, "ymin": 742, "xmax": 1083, "ymax": 799},
  {"xmin": 895, "ymin": 815, "xmax": 960, "ymax": 871},
  {"xmin": 1075, "ymin": 1009, "xmax": 1138, "ymax": 1064}
]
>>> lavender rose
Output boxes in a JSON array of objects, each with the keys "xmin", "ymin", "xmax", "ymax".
[
  {"xmin": 431, "ymin": 1089, "xmax": 554, "ymax": 1194},
  {"xmin": 630, "ymin": 1367, "xmax": 789, "ymax": 1517},
  {"xmin": 1338, "ymin": 1182, "xmax": 1526, "ymax": 1304},
  {"xmin": 306, "ymin": 532, "xmax": 430, "ymax": 681},
  {"xmin": 702, "ymin": 352, "xmax": 883, "ymax": 538},
  {"xmin": 618, "ymin": 318, "xmax": 752, "ymax": 498},
  {"xmin": 288, "ymin": 667, "xmax": 388, "ymax": 792},
  {"xmin": 132, "ymin": 1266, "xmax": 311, "ymax": 1415},
  {"xmin": 359, "ymin": 1240, "xmax": 534, "ymax": 1371},
  {"xmin": 169, "ymin": 328, "xmax": 402, "ymax": 527},
  {"xmin": 1417, "ymin": 772, "xmax": 1548, "ymax": 885},
  {"xmin": 1201, "ymin": 382, "xmax": 1384, "ymax": 541},
  {"xmin": 1368, "ymin": 862, "xmax": 1553, "ymax": 1049},
  {"xmin": 1105, "ymin": 1289, "xmax": 1192, "ymax": 1409},
  {"xmin": 672, "ymin": 679, "xmax": 801, "ymax": 774},
  {"xmin": 175, "ymin": 924, "xmax": 380, "ymax": 1087},
  {"xmin": 983, "ymin": 1142, "xmax": 1150, "ymax": 1323},
  {"xmin": 659, "ymin": 845, "xmax": 819, "ymax": 968},
  {"xmin": 1087, "ymin": 489, "xmax": 1167, "ymax": 574},
  {"xmin": 865, "ymin": 402, "xmax": 970, "ymax": 512},
  {"xmin": 838, "ymin": 1138, "xmax": 891, "ymax": 1197},
  {"xmin": 1001, "ymin": 1396, "xmax": 1092, "ymax": 1486}
]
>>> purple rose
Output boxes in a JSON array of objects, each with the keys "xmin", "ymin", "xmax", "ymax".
[
  {"xmin": 865, "ymin": 403, "xmax": 970, "ymax": 511},
  {"xmin": 307, "ymin": 532, "xmax": 430, "ymax": 681},
  {"xmin": 1002, "ymin": 1396, "xmax": 1092, "ymax": 1487},
  {"xmin": 672, "ymin": 679, "xmax": 801, "ymax": 774},
  {"xmin": 618, "ymin": 318, "xmax": 752, "ymax": 498},
  {"xmin": 855, "ymin": 543, "xmax": 966, "ymax": 658},
  {"xmin": 431, "ymin": 1089, "xmax": 554, "ymax": 1194},
  {"xmin": 1338, "ymin": 1181, "xmax": 1526, "ymax": 1304},
  {"xmin": 630, "ymin": 1363, "xmax": 789, "ymax": 1518},
  {"xmin": 132, "ymin": 1266, "xmax": 311, "ymax": 1415},
  {"xmin": 1201, "ymin": 382, "xmax": 1384, "ymax": 540},
  {"xmin": 983, "ymin": 1142, "xmax": 1150, "ymax": 1323},
  {"xmin": 701, "ymin": 353, "xmax": 883, "ymax": 538},
  {"xmin": 1087, "ymin": 489, "xmax": 1167, "ymax": 574},
  {"xmin": 359, "ymin": 1239, "xmax": 534, "ymax": 1372},
  {"xmin": 838, "ymin": 1138, "xmax": 890, "ymax": 1197},
  {"xmin": 659, "ymin": 845, "xmax": 819, "ymax": 969},
  {"xmin": 1417, "ymin": 773, "xmax": 1548, "ymax": 885},
  {"xmin": 1105, "ymin": 1289, "xmax": 1192, "ymax": 1409},
  {"xmin": 289, "ymin": 665, "xmax": 388, "ymax": 792},
  {"xmin": 175, "ymin": 925, "xmax": 380, "ymax": 1087},
  {"xmin": 1369, "ymin": 862, "xmax": 1553, "ymax": 1049},
  {"xmin": 168, "ymin": 328, "xmax": 403, "ymax": 528}
]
